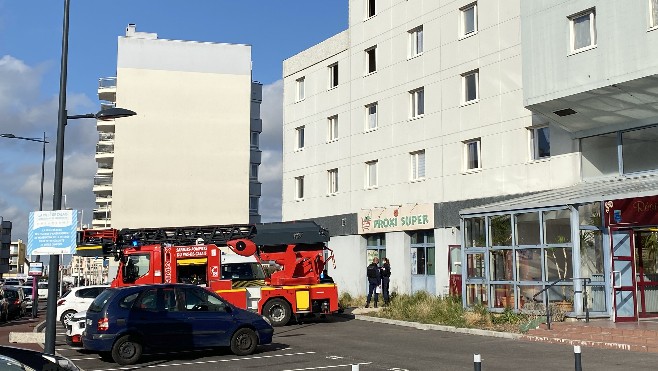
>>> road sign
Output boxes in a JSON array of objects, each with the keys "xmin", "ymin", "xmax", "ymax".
[
  {"xmin": 28, "ymin": 210, "xmax": 78, "ymax": 256},
  {"xmin": 28, "ymin": 262, "xmax": 44, "ymax": 276}
]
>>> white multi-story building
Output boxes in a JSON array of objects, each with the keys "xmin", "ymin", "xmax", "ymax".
[
  {"xmin": 8, "ymin": 239, "xmax": 26, "ymax": 275},
  {"xmin": 93, "ymin": 24, "xmax": 262, "ymax": 229},
  {"xmin": 283, "ymin": 0, "xmax": 658, "ymax": 321}
]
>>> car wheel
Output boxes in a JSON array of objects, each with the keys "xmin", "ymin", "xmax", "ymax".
[
  {"xmin": 230, "ymin": 328, "xmax": 258, "ymax": 356},
  {"xmin": 262, "ymin": 298, "xmax": 291, "ymax": 327},
  {"xmin": 111, "ymin": 335, "xmax": 142, "ymax": 366},
  {"xmin": 60, "ymin": 310, "xmax": 76, "ymax": 326}
]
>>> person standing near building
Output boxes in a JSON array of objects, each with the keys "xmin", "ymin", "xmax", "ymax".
[
  {"xmin": 365, "ymin": 257, "xmax": 381, "ymax": 308},
  {"xmin": 380, "ymin": 257, "xmax": 391, "ymax": 306}
]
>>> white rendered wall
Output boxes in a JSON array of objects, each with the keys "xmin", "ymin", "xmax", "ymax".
[
  {"xmin": 282, "ymin": 0, "xmax": 580, "ymax": 222},
  {"xmin": 112, "ymin": 37, "xmax": 253, "ymax": 228}
]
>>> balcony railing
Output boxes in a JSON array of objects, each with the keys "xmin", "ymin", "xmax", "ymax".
[
  {"xmin": 96, "ymin": 144, "xmax": 114, "ymax": 154},
  {"xmin": 93, "ymin": 176, "xmax": 113, "ymax": 186},
  {"xmin": 100, "ymin": 102, "xmax": 116, "ymax": 111},
  {"xmin": 98, "ymin": 77, "xmax": 117, "ymax": 89},
  {"xmin": 99, "ymin": 132, "xmax": 115, "ymax": 142}
]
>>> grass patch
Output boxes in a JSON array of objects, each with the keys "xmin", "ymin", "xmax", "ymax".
[{"xmin": 341, "ymin": 291, "xmax": 546, "ymax": 334}]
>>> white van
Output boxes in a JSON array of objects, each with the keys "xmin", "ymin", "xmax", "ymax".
[{"xmin": 37, "ymin": 282, "xmax": 48, "ymax": 300}]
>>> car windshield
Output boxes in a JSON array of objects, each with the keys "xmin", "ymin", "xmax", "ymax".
[
  {"xmin": 21, "ymin": 287, "xmax": 32, "ymax": 295},
  {"xmin": 88, "ymin": 289, "xmax": 115, "ymax": 312},
  {"xmin": 4, "ymin": 290, "xmax": 18, "ymax": 299}
]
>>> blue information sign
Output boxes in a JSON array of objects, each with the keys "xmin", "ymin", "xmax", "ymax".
[{"xmin": 28, "ymin": 210, "xmax": 78, "ymax": 256}]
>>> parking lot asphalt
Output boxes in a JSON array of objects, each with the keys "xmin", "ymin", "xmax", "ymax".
[{"xmin": 0, "ymin": 305, "xmax": 46, "ymax": 352}]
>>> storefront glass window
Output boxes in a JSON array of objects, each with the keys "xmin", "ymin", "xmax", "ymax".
[
  {"xmin": 544, "ymin": 209, "xmax": 571, "ymax": 244},
  {"xmin": 578, "ymin": 202, "xmax": 601, "ymax": 227},
  {"xmin": 410, "ymin": 230, "xmax": 435, "ymax": 275},
  {"xmin": 516, "ymin": 212, "xmax": 540, "ymax": 245},
  {"xmin": 545, "ymin": 247, "xmax": 573, "ymax": 281},
  {"xmin": 464, "ymin": 217, "xmax": 485, "ymax": 247},
  {"xmin": 490, "ymin": 214, "xmax": 512, "ymax": 246},
  {"xmin": 580, "ymin": 230, "xmax": 604, "ymax": 278},
  {"xmin": 622, "ymin": 125, "xmax": 658, "ymax": 174},
  {"xmin": 547, "ymin": 284, "xmax": 574, "ymax": 303},
  {"xmin": 490, "ymin": 249, "xmax": 513, "ymax": 281},
  {"xmin": 466, "ymin": 284, "xmax": 487, "ymax": 306},
  {"xmin": 518, "ymin": 285, "xmax": 543, "ymax": 309},
  {"xmin": 466, "ymin": 253, "xmax": 485, "ymax": 278},
  {"xmin": 492, "ymin": 284, "xmax": 514, "ymax": 309},
  {"xmin": 366, "ymin": 233, "xmax": 386, "ymax": 263},
  {"xmin": 516, "ymin": 249, "xmax": 542, "ymax": 281}
]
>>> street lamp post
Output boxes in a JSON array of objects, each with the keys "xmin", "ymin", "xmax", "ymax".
[
  {"xmin": 0, "ymin": 132, "xmax": 48, "ymax": 319},
  {"xmin": 45, "ymin": 0, "xmax": 136, "ymax": 355}
]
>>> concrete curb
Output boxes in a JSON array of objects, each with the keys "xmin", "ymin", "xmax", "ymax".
[{"xmin": 350, "ymin": 314, "xmax": 523, "ymax": 340}]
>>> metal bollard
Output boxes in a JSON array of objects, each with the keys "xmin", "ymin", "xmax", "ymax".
[
  {"xmin": 574, "ymin": 345, "xmax": 582, "ymax": 371},
  {"xmin": 352, "ymin": 364, "xmax": 359, "ymax": 371},
  {"xmin": 474, "ymin": 354, "xmax": 482, "ymax": 371}
]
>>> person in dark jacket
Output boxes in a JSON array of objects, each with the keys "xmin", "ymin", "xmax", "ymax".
[
  {"xmin": 365, "ymin": 257, "xmax": 381, "ymax": 308},
  {"xmin": 380, "ymin": 257, "xmax": 391, "ymax": 305}
]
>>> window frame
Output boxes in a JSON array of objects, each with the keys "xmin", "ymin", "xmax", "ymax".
[
  {"xmin": 295, "ymin": 125, "xmax": 305, "ymax": 151},
  {"xmin": 249, "ymin": 196, "xmax": 259, "ymax": 213},
  {"xmin": 328, "ymin": 63, "xmax": 339, "ymax": 89},
  {"xmin": 409, "ymin": 25, "xmax": 424, "ymax": 58},
  {"xmin": 460, "ymin": 2, "xmax": 478, "ymax": 38},
  {"xmin": 410, "ymin": 87, "xmax": 425, "ymax": 118},
  {"xmin": 250, "ymin": 163, "xmax": 259, "ymax": 179},
  {"xmin": 295, "ymin": 176, "xmax": 304, "ymax": 200},
  {"xmin": 410, "ymin": 150, "xmax": 426, "ymax": 181},
  {"xmin": 365, "ymin": 46, "xmax": 377, "ymax": 75},
  {"xmin": 651, "ymin": 0, "xmax": 658, "ymax": 29},
  {"xmin": 462, "ymin": 70, "xmax": 479, "ymax": 104},
  {"xmin": 569, "ymin": 9, "xmax": 597, "ymax": 53},
  {"xmin": 250, "ymin": 131, "xmax": 259, "ymax": 148},
  {"xmin": 327, "ymin": 168, "xmax": 339, "ymax": 195},
  {"xmin": 464, "ymin": 138, "xmax": 482, "ymax": 171},
  {"xmin": 365, "ymin": 102, "xmax": 378, "ymax": 131},
  {"xmin": 366, "ymin": 0, "xmax": 376, "ymax": 19},
  {"xmin": 328, "ymin": 115, "xmax": 339, "ymax": 142},
  {"xmin": 365, "ymin": 160, "xmax": 379, "ymax": 189},
  {"xmin": 296, "ymin": 76, "xmax": 305, "ymax": 101},
  {"xmin": 530, "ymin": 126, "xmax": 551, "ymax": 161}
]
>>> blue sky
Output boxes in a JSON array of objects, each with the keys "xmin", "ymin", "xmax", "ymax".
[{"xmin": 0, "ymin": 0, "xmax": 348, "ymax": 244}]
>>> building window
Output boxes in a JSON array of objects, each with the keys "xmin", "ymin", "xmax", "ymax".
[
  {"xmin": 328, "ymin": 168, "xmax": 338, "ymax": 194},
  {"xmin": 250, "ymin": 163, "xmax": 258, "ymax": 179},
  {"xmin": 410, "ymin": 87, "xmax": 425, "ymax": 118},
  {"xmin": 410, "ymin": 230, "xmax": 435, "ymax": 276},
  {"xmin": 295, "ymin": 176, "xmax": 304, "ymax": 200},
  {"xmin": 366, "ymin": 160, "xmax": 378, "ymax": 188},
  {"xmin": 366, "ymin": 102, "xmax": 378, "ymax": 131},
  {"xmin": 652, "ymin": 0, "xmax": 658, "ymax": 28},
  {"xmin": 250, "ymin": 132, "xmax": 259, "ymax": 148},
  {"xmin": 329, "ymin": 63, "xmax": 339, "ymax": 89},
  {"xmin": 570, "ymin": 9, "xmax": 596, "ymax": 51},
  {"xmin": 462, "ymin": 70, "xmax": 479, "ymax": 103},
  {"xmin": 464, "ymin": 139, "xmax": 481, "ymax": 171},
  {"xmin": 367, "ymin": 0, "xmax": 376, "ymax": 18},
  {"xmin": 366, "ymin": 46, "xmax": 377, "ymax": 74},
  {"xmin": 461, "ymin": 2, "xmax": 478, "ymax": 37},
  {"xmin": 295, "ymin": 126, "xmax": 305, "ymax": 150},
  {"xmin": 249, "ymin": 197, "xmax": 259, "ymax": 212},
  {"xmin": 328, "ymin": 115, "xmax": 338, "ymax": 141},
  {"xmin": 366, "ymin": 234, "xmax": 386, "ymax": 266},
  {"xmin": 411, "ymin": 150, "xmax": 426, "ymax": 181},
  {"xmin": 530, "ymin": 126, "xmax": 551, "ymax": 160},
  {"xmin": 409, "ymin": 26, "xmax": 424, "ymax": 57},
  {"xmin": 296, "ymin": 77, "xmax": 305, "ymax": 101}
]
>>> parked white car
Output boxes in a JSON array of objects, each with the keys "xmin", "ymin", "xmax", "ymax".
[
  {"xmin": 56, "ymin": 285, "xmax": 108, "ymax": 325},
  {"xmin": 37, "ymin": 282, "xmax": 48, "ymax": 300},
  {"xmin": 65, "ymin": 310, "xmax": 86, "ymax": 346}
]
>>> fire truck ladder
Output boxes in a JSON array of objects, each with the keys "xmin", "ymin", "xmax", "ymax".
[{"xmin": 117, "ymin": 224, "xmax": 257, "ymax": 248}]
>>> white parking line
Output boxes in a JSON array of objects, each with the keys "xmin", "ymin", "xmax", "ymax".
[
  {"xmin": 88, "ymin": 351, "xmax": 317, "ymax": 371},
  {"xmin": 283, "ymin": 362, "xmax": 372, "ymax": 371}
]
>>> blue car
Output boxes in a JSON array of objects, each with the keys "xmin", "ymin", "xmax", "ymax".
[{"xmin": 82, "ymin": 283, "xmax": 273, "ymax": 365}]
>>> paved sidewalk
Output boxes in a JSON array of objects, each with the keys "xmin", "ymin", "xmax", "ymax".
[{"xmin": 0, "ymin": 308, "xmax": 46, "ymax": 352}]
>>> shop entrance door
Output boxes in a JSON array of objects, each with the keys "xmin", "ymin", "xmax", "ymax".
[
  {"xmin": 635, "ymin": 230, "xmax": 658, "ymax": 318},
  {"xmin": 611, "ymin": 229, "xmax": 638, "ymax": 322}
]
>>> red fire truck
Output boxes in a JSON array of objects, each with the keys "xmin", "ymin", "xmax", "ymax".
[{"xmin": 77, "ymin": 222, "xmax": 339, "ymax": 326}]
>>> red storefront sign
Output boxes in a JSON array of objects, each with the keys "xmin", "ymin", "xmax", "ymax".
[{"xmin": 604, "ymin": 195, "xmax": 658, "ymax": 227}]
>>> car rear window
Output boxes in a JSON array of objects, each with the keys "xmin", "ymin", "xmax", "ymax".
[{"xmin": 88, "ymin": 289, "xmax": 115, "ymax": 313}]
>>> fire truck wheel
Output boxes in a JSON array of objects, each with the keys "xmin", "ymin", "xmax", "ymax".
[
  {"xmin": 112, "ymin": 335, "xmax": 143, "ymax": 366},
  {"xmin": 263, "ymin": 298, "xmax": 291, "ymax": 327},
  {"xmin": 230, "ymin": 328, "xmax": 258, "ymax": 356}
]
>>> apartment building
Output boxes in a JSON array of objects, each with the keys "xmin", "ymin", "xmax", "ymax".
[
  {"xmin": 93, "ymin": 24, "xmax": 262, "ymax": 229},
  {"xmin": 0, "ymin": 219, "xmax": 10, "ymax": 275},
  {"xmin": 8, "ymin": 239, "xmax": 26, "ymax": 275},
  {"xmin": 283, "ymin": 0, "xmax": 658, "ymax": 321}
]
